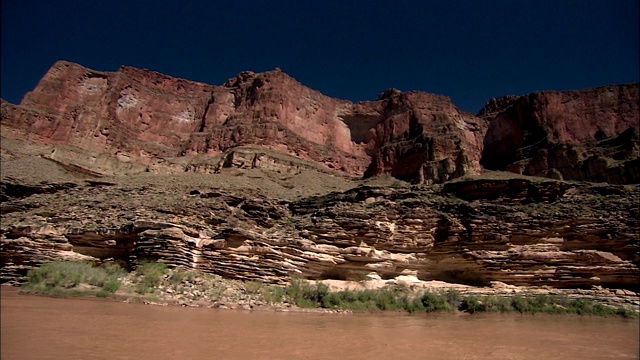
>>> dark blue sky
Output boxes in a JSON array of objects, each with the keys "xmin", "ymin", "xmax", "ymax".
[{"xmin": 1, "ymin": 0, "xmax": 638, "ymax": 113}]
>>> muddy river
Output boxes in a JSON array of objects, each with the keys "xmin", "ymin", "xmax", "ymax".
[{"xmin": 1, "ymin": 287, "xmax": 638, "ymax": 359}]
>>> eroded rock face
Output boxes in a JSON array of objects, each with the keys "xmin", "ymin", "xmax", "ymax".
[
  {"xmin": 480, "ymin": 84, "xmax": 640, "ymax": 183},
  {"xmin": 1, "ymin": 63, "xmax": 638, "ymax": 303},
  {"xmin": 2, "ymin": 176, "xmax": 637, "ymax": 292},
  {"xmin": 1, "ymin": 61, "xmax": 488, "ymax": 184},
  {"xmin": 362, "ymin": 91, "xmax": 486, "ymax": 184},
  {"xmin": 4, "ymin": 61, "xmax": 638, "ymax": 184}
]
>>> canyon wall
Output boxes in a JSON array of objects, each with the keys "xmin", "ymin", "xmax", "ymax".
[
  {"xmin": 479, "ymin": 84, "xmax": 639, "ymax": 184},
  {"xmin": 1, "ymin": 61, "xmax": 639, "ymax": 295},
  {"xmin": 1, "ymin": 177, "xmax": 638, "ymax": 291},
  {"xmin": 1, "ymin": 61, "xmax": 485, "ymax": 184},
  {"xmin": 2, "ymin": 61, "xmax": 637, "ymax": 184}
]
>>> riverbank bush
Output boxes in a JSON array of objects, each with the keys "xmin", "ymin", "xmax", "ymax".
[
  {"xmin": 460, "ymin": 294, "xmax": 635, "ymax": 318},
  {"xmin": 281, "ymin": 279, "xmax": 635, "ymax": 317},
  {"xmin": 20, "ymin": 262, "xmax": 636, "ymax": 318},
  {"xmin": 133, "ymin": 261, "xmax": 168, "ymax": 294},
  {"xmin": 22, "ymin": 261, "xmax": 125, "ymax": 295},
  {"xmin": 283, "ymin": 278, "xmax": 458, "ymax": 312}
]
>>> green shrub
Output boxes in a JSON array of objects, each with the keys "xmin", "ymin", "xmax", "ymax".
[
  {"xmin": 375, "ymin": 290, "xmax": 406, "ymax": 311},
  {"xmin": 404, "ymin": 295, "xmax": 426, "ymax": 313},
  {"xmin": 23, "ymin": 262, "xmax": 636, "ymax": 318},
  {"xmin": 283, "ymin": 283, "xmax": 458, "ymax": 313},
  {"xmin": 285, "ymin": 277, "xmax": 328, "ymax": 308},
  {"xmin": 262, "ymin": 286, "xmax": 286, "ymax": 304},
  {"xmin": 134, "ymin": 261, "xmax": 168, "ymax": 294},
  {"xmin": 135, "ymin": 284, "xmax": 153, "ymax": 295},
  {"xmin": 102, "ymin": 278, "xmax": 121, "ymax": 293},
  {"xmin": 567, "ymin": 298, "xmax": 601, "ymax": 315},
  {"xmin": 510, "ymin": 296, "xmax": 531, "ymax": 313},
  {"xmin": 420, "ymin": 291, "xmax": 453, "ymax": 312},
  {"xmin": 445, "ymin": 289, "xmax": 462, "ymax": 308},
  {"xmin": 614, "ymin": 307, "xmax": 635, "ymax": 318},
  {"xmin": 101, "ymin": 262, "xmax": 126, "ymax": 277},
  {"xmin": 22, "ymin": 261, "xmax": 124, "ymax": 295},
  {"xmin": 460, "ymin": 296, "xmax": 485, "ymax": 313},
  {"xmin": 456, "ymin": 294, "xmax": 635, "ymax": 317}
]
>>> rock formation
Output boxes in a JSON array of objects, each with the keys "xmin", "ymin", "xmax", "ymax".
[
  {"xmin": 1, "ymin": 61, "xmax": 488, "ymax": 184},
  {"xmin": 1, "ymin": 61, "xmax": 639, "ymax": 302},
  {"xmin": 3, "ymin": 61, "xmax": 637, "ymax": 184},
  {"xmin": 1, "ymin": 173, "xmax": 638, "ymax": 293},
  {"xmin": 361, "ymin": 90, "xmax": 486, "ymax": 184},
  {"xmin": 479, "ymin": 84, "xmax": 639, "ymax": 184}
]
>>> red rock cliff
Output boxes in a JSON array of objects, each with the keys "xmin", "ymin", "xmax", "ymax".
[
  {"xmin": 1, "ymin": 61, "xmax": 488, "ymax": 183},
  {"xmin": 2, "ymin": 61, "xmax": 638, "ymax": 184},
  {"xmin": 479, "ymin": 84, "xmax": 639, "ymax": 183}
]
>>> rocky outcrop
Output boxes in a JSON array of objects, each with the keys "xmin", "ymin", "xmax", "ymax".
[
  {"xmin": 1, "ymin": 61, "xmax": 489, "ymax": 184},
  {"xmin": 479, "ymin": 84, "xmax": 640, "ymax": 183},
  {"xmin": 2, "ymin": 174, "xmax": 638, "ymax": 292},
  {"xmin": 361, "ymin": 90, "xmax": 486, "ymax": 184}
]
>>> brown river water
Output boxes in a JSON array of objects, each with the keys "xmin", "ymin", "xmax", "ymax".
[{"xmin": 1, "ymin": 287, "xmax": 638, "ymax": 360}]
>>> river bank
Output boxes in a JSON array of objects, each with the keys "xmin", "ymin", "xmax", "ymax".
[{"xmin": 12, "ymin": 261, "xmax": 640, "ymax": 317}]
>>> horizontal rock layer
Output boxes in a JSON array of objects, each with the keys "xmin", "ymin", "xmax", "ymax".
[{"xmin": 2, "ymin": 176, "xmax": 638, "ymax": 291}]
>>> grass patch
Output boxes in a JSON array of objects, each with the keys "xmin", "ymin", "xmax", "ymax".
[
  {"xmin": 282, "ymin": 279, "xmax": 635, "ymax": 317},
  {"xmin": 261, "ymin": 285, "xmax": 286, "ymax": 304},
  {"xmin": 284, "ymin": 277, "xmax": 325, "ymax": 308},
  {"xmin": 459, "ymin": 294, "xmax": 636, "ymax": 317},
  {"xmin": 19, "ymin": 262, "xmax": 636, "ymax": 318},
  {"xmin": 283, "ymin": 278, "xmax": 458, "ymax": 312},
  {"xmin": 167, "ymin": 268, "xmax": 197, "ymax": 286},
  {"xmin": 134, "ymin": 261, "xmax": 168, "ymax": 294},
  {"xmin": 21, "ymin": 261, "xmax": 126, "ymax": 296}
]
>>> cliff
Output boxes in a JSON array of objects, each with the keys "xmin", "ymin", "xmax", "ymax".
[
  {"xmin": 1, "ymin": 61, "xmax": 486, "ymax": 184},
  {"xmin": 479, "ymin": 84, "xmax": 639, "ymax": 184},
  {"xmin": 3, "ymin": 61, "xmax": 637, "ymax": 184},
  {"xmin": 1, "ymin": 61, "xmax": 639, "ymax": 302}
]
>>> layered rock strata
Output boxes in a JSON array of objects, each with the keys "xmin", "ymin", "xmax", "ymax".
[
  {"xmin": 1, "ymin": 61, "xmax": 639, "ymax": 306},
  {"xmin": 2, "ymin": 175, "xmax": 638, "ymax": 293}
]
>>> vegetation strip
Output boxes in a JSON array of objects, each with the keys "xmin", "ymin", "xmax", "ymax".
[{"xmin": 20, "ymin": 261, "xmax": 637, "ymax": 318}]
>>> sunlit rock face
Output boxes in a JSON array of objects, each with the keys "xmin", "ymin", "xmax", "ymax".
[
  {"xmin": 480, "ymin": 84, "xmax": 640, "ymax": 184},
  {"xmin": 1, "ymin": 61, "xmax": 489, "ymax": 184},
  {"xmin": 361, "ymin": 90, "xmax": 487, "ymax": 184},
  {"xmin": 2, "ymin": 61, "xmax": 637, "ymax": 184}
]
